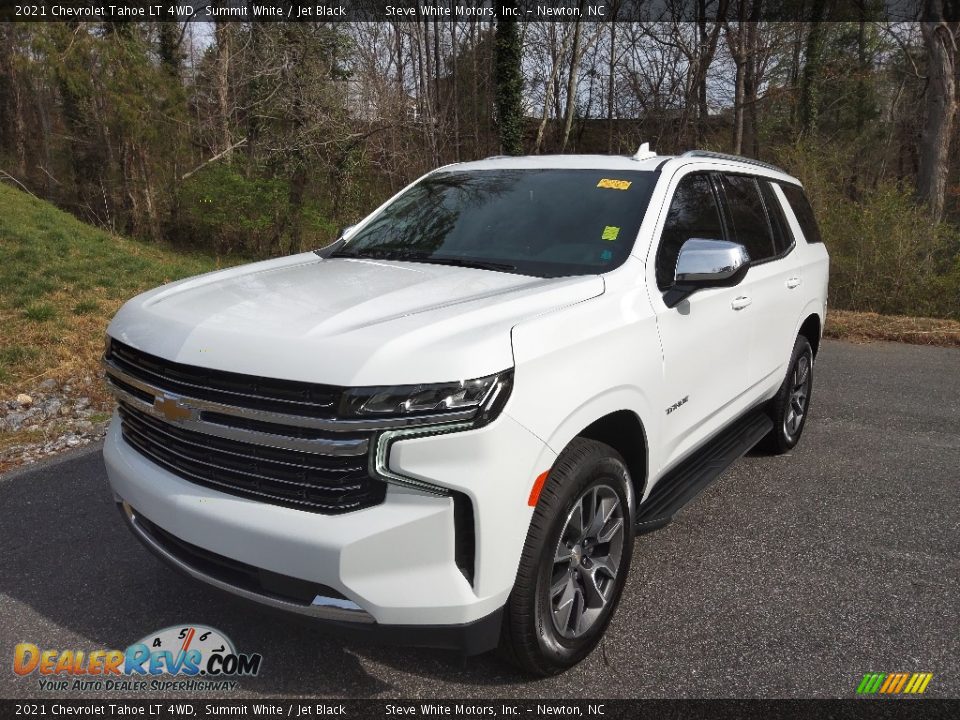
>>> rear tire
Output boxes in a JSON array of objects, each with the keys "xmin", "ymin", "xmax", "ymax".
[
  {"xmin": 761, "ymin": 335, "xmax": 814, "ymax": 454},
  {"xmin": 499, "ymin": 438, "xmax": 634, "ymax": 676}
]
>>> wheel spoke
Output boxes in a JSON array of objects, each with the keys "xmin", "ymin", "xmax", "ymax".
[
  {"xmin": 581, "ymin": 567, "xmax": 608, "ymax": 608},
  {"xmin": 597, "ymin": 516, "xmax": 624, "ymax": 545},
  {"xmin": 591, "ymin": 553, "xmax": 618, "ymax": 581},
  {"xmin": 552, "ymin": 575, "xmax": 577, "ymax": 632},
  {"xmin": 568, "ymin": 496, "xmax": 587, "ymax": 541},
  {"xmin": 550, "ymin": 569, "xmax": 570, "ymax": 597},
  {"xmin": 586, "ymin": 496, "xmax": 615, "ymax": 539}
]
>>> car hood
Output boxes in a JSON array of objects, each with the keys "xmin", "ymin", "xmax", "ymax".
[{"xmin": 108, "ymin": 252, "xmax": 604, "ymax": 386}]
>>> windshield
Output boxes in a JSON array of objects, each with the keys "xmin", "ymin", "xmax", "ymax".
[{"xmin": 332, "ymin": 169, "xmax": 656, "ymax": 278}]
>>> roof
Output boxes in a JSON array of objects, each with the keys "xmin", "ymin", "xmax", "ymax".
[{"xmin": 442, "ymin": 151, "xmax": 799, "ymax": 184}]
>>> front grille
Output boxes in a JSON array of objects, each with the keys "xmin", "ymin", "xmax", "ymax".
[
  {"xmin": 107, "ymin": 339, "xmax": 386, "ymax": 515},
  {"xmin": 108, "ymin": 340, "xmax": 343, "ymax": 418},
  {"xmin": 118, "ymin": 402, "xmax": 385, "ymax": 513}
]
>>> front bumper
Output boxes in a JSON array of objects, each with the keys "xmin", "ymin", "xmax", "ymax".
[
  {"xmin": 103, "ymin": 409, "xmax": 554, "ymax": 648},
  {"xmin": 117, "ymin": 499, "xmax": 503, "ymax": 654}
]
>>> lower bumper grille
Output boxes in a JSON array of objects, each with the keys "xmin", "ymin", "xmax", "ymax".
[{"xmin": 118, "ymin": 402, "xmax": 386, "ymax": 514}]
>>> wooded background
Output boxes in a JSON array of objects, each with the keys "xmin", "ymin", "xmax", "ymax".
[{"xmin": 1, "ymin": 2, "xmax": 959, "ymax": 319}]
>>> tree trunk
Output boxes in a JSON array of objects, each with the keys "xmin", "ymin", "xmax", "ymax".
[
  {"xmin": 606, "ymin": 6, "xmax": 618, "ymax": 153},
  {"xmin": 732, "ymin": 56, "xmax": 745, "ymax": 154},
  {"xmin": 744, "ymin": 2, "xmax": 762, "ymax": 157},
  {"xmin": 560, "ymin": 8, "xmax": 584, "ymax": 153},
  {"xmin": 158, "ymin": 22, "xmax": 180, "ymax": 80},
  {"xmin": 213, "ymin": 21, "xmax": 232, "ymax": 158},
  {"xmin": 799, "ymin": 0, "xmax": 827, "ymax": 136},
  {"xmin": 917, "ymin": 8, "xmax": 958, "ymax": 221},
  {"xmin": 451, "ymin": 22, "xmax": 460, "ymax": 161},
  {"xmin": 0, "ymin": 25, "xmax": 26, "ymax": 176},
  {"xmin": 494, "ymin": 1, "xmax": 524, "ymax": 155},
  {"xmin": 534, "ymin": 28, "xmax": 574, "ymax": 153}
]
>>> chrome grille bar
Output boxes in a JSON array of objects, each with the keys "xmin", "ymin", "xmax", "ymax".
[
  {"xmin": 104, "ymin": 356, "xmax": 476, "ymax": 433},
  {"xmin": 107, "ymin": 375, "xmax": 370, "ymax": 456},
  {"xmin": 121, "ymin": 415, "xmax": 365, "ymax": 494}
]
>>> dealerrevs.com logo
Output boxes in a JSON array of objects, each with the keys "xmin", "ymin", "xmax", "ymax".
[{"xmin": 13, "ymin": 625, "xmax": 262, "ymax": 692}]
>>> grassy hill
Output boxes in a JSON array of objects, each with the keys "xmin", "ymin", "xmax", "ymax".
[{"xmin": 0, "ymin": 184, "xmax": 226, "ymax": 396}]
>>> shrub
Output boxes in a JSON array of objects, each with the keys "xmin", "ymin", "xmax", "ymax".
[
  {"xmin": 776, "ymin": 143, "xmax": 960, "ymax": 320},
  {"xmin": 170, "ymin": 164, "xmax": 336, "ymax": 256}
]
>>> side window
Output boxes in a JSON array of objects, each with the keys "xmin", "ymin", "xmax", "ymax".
[
  {"xmin": 779, "ymin": 183, "xmax": 824, "ymax": 244},
  {"xmin": 720, "ymin": 174, "xmax": 777, "ymax": 262},
  {"xmin": 759, "ymin": 180, "xmax": 794, "ymax": 254},
  {"xmin": 656, "ymin": 173, "xmax": 725, "ymax": 290}
]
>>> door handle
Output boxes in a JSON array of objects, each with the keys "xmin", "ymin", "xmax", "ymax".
[
  {"xmin": 731, "ymin": 296, "xmax": 752, "ymax": 310},
  {"xmin": 786, "ymin": 277, "xmax": 802, "ymax": 289}
]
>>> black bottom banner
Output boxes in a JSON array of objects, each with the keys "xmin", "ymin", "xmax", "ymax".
[{"xmin": 1, "ymin": 699, "xmax": 958, "ymax": 720}]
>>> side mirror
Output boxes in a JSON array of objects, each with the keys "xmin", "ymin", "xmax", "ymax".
[
  {"xmin": 663, "ymin": 238, "xmax": 750, "ymax": 308},
  {"xmin": 337, "ymin": 224, "xmax": 357, "ymax": 240}
]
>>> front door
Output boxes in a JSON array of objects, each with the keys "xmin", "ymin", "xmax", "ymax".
[{"xmin": 648, "ymin": 172, "xmax": 754, "ymax": 472}]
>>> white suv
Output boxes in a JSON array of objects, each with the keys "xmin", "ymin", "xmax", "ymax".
[{"xmin": 103, "ymin": 149, "xmax": 828, "ymax": 675}]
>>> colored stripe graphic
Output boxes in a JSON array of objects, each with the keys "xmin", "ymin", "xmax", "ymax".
[{"xmin": 857, "ymin": 672, "xmax": 933, "ymax": 695}]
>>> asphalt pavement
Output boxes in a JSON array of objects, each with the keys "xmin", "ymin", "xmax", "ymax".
[{"xmin": 1, "ymin": 339, "xmax": 958, "ymax": 699}]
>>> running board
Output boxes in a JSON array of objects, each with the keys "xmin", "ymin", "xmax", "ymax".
[{"xmin": 635, "ymin": 410, "xmax": 773, "ymax": 533}]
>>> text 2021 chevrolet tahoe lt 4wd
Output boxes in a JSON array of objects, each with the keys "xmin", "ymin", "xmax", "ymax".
[{"xmin": 103, "ymin": 149, "xmax": 828, "ymax": 675}]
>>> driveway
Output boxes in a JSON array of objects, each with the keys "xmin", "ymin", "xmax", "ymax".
[{"xmin": 1, "ymin": 339, "xmax": 958, "ymax": 698}]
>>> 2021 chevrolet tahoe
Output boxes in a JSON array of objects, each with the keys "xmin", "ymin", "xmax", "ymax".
[{"xmin": 103, "ymin": 149, "xmax": 828, "ymax": 675}]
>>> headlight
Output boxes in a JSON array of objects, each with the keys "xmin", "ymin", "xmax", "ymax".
[{"xmin": 339, "ymin": 370, "xmax": 513, "ymax": 425}]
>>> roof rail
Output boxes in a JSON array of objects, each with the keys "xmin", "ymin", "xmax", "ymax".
[{"xmin": 680, "ymin": 150, "xmax": 787, "ymax": 175}]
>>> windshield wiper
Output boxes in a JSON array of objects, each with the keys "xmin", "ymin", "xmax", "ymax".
[
  {"xmin": 329, "ymin": 250, "xmax": 517, "ymax": 273},
  {"xmin": 329, "ymin": 249, "xmax": 419, "ymax": 261},
  {"xmin": 398, "ymin": 256, "xmax": 518, "ymax": 273}
]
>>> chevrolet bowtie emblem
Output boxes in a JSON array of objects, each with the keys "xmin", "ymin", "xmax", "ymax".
[{"xmin": 153, "ymin": 394, "xmax": 194, "ymax": 423}]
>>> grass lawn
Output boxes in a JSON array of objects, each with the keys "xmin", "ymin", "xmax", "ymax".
[
  {"xmin": 825, "ymin": 309, "xmax": 960, "ymax": 348},
  {"xmin": 0, "ymin": 184, "xmax": 228, "ymax": 399}
]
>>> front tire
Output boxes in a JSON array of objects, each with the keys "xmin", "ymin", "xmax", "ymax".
[
  {"xmin": 499, "ymin": 438, "xmax": 634, "ymax": 676},
  {"xmin": 761, "ymin": 334, "xmax": 814, "ymax": 454}
]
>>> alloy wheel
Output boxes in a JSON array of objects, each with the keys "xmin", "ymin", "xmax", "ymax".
[
  {"xmin": 784, "ymin": 352, "xmax": 811, "ymax": 440},
  {"xmin": 549, "ymin": 484, "xmax": 625, "ymax": 639}
]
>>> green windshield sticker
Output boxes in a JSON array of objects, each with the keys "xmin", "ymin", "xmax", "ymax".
[{"xmin": 601, "ymin": 226, "xmax": 620, "ymax": 241}]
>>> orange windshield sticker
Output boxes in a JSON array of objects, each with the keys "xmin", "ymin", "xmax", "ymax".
[{"xmin": 597, "ymin": 178, "xmax": 632, "ymax": 190}]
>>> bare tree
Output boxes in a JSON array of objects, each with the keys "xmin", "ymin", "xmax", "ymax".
[{"xmin": 917, "ymin": 1, "xmax": 959, "ymax": 220}]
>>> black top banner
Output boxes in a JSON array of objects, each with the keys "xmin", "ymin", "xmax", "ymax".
[{"xmin": 0, "ymin": 0, "xmax": 930, "ymax": 24}]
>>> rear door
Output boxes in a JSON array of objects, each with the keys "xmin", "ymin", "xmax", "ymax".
[{"xmin": 717, "ymin": 174, "xmax": 804, "ymax": 396}]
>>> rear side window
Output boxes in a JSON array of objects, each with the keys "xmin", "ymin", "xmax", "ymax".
[
  {"xmin": 759, "ymin": 180, "xmax": 794, "ymax": 254},
  {"xmin": 719, "ymin": 174, "xmax": 777, "ymax": 263},
  {"xmin": 656, "ymin": 173, "xmax": 725, "ymax": 289},
  {"xmin": 779, "ymin": 184, "xmax": 824, "ymax": 244}
]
